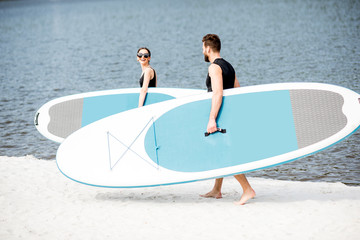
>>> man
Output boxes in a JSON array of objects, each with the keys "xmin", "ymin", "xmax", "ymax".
[{"xmin": 200, "ymin": 34, "xmax": 256, "ymax": 205}]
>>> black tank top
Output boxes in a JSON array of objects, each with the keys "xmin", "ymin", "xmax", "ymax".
[
  {"xmin": 206, "ymin": 58, "xmax": 235, "ymax": 92},
  {"xmin": 139, "ymin": 68, "xmax": 157, "ymax": 87}
]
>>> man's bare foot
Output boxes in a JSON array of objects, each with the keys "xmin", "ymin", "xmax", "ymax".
[
  {"xmin": 200, "ymin": 190, "xmax": 222, "ymax": 199},
  {"xmin": 234, "ymin": 189, "xmax": 256, "ymax": 205}
]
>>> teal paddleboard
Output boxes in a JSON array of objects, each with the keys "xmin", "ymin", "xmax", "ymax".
[
  {"xmin": 35, "ymin": 88, "xmax": 204, "ymax": 142},
  {"xmin": 56, "ymin": 83, "xmax": 360, "ymax": 188}
]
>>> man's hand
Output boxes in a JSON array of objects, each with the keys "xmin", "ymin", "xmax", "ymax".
[{"xmin": 207, "ymin": 117, "xmax": 218, "ymax": 134}]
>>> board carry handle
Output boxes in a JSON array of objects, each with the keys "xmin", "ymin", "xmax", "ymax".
[
  {"xmin": 34, "ymin": 112, "xmax": 40, "ymax": 126},
  {"xmin": 204, "ymin": 128, "xmax": 226, "ymax": 137}
]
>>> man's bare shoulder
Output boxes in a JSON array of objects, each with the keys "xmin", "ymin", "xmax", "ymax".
[{"xmin": 208, "ymin": 63, "xmax": 222, "ymax": 75}]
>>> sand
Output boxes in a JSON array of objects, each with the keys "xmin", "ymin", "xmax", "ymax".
[{"xmin": 1, "ymin": 155, "xmax": 359, "ymax": 240}]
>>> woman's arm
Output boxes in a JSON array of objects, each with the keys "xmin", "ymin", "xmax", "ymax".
[{"xmin": 138, "ymin": 68, "xmax": 154, "ymax": 107}]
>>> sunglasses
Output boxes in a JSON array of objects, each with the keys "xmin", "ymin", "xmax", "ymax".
[{"xmin": 137, "ymin": 53, "xmax": 150, "ymax": 58}]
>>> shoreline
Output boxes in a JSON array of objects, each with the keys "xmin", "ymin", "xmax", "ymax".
[{"xmin": 1, "ymin": 155, "xmax": 359, "ymax": 240}]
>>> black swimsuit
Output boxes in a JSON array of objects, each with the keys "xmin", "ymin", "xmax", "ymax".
[{"xmin": 139, "ymin": 68, "xmax": 157, "ymax": 87}]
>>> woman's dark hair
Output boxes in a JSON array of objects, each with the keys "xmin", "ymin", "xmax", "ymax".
[{"xmin": 137, "ymin": 47, "xmax": 151, "ymax": 57}]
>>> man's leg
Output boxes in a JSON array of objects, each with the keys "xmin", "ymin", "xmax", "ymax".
[{"xmin": 233, "ymin": 174, "xmax": 256, "ymax": 205}]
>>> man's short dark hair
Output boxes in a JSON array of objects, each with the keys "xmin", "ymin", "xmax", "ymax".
[{"xmin": 202, "ymin": 34, "xmax": 221, "ymax": 52}]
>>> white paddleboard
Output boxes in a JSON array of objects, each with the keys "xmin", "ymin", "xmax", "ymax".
[
  {"xmin": 56, "ymin": 83, "xmax": 360, "ymax": 188},
  {"xmin": 34, "ymin": 88, "xmax": 204, "ymax": 142}
]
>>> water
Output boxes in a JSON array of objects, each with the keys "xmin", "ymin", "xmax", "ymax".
[{"xmin": 1, "ymin": 0, "xmax": 359, "ymax": 185}]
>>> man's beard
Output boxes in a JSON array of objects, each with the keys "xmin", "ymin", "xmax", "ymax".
[{"xmin": 204, "ymin": 54, "xmax": 210, "ymax": 62}]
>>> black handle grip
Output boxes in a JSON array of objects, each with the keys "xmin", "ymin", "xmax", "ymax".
[
  {"xmin": 34, "ymin": 112, "xmax": 40, "ymax": 126},
  {"xmin": 204, "ymin": 128, "xmax": 226, "ymax": 137}
]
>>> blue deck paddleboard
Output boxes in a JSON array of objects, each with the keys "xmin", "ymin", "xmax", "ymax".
[
  {"xmin": 35, "ymin": 88, "xmax": 204, "ymax": 142},
  {"xmin": 56, "ymin": 83, "xmax": 360, "ymax": 188}
]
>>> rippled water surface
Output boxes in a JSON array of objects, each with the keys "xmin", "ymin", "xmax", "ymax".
[{"xmin": 1, "ymin": 0, "xmax": 359, "ymax": 185}]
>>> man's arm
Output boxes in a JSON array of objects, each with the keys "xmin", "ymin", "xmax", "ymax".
[{"xmin": 207, "ymin": 64, "xmax": 223, "ymax": 133}]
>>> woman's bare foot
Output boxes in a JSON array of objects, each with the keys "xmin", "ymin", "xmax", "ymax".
[{"xmin": 234, "ymin": 189, "xmax": 256, "ymax": 205}]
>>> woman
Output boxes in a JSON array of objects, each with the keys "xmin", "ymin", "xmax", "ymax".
[{"xmin": 137, "ymin": 47, "xmax": 157, "ymax": 107}]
